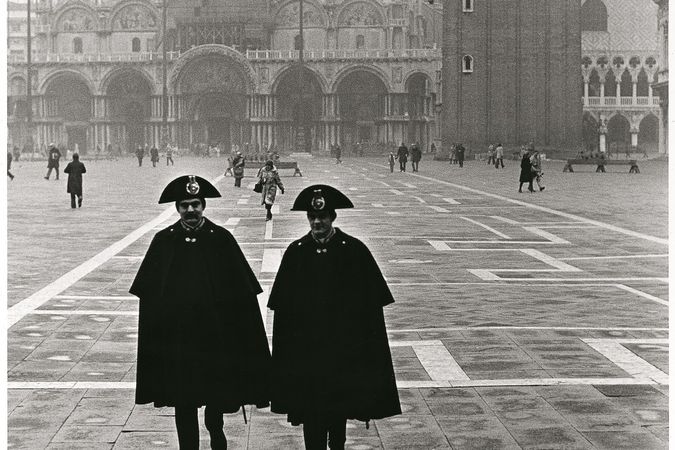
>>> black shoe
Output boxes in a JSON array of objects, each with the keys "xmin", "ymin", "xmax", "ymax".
[
  {"xmin": 540, "ymin": 187, "xmax": 545, "ymax": 192},
  {"xmin": 78, "ymin": 197, "xmax": 82, "ymax": 207},
  {"xmin": 44, "ymin": 176, "xmax": 49, "ymax": 180}
]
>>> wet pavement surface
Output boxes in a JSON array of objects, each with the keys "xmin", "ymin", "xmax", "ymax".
[{"xmin": 7, "ymin": 154, "xmax": 668, "ymax": 449}]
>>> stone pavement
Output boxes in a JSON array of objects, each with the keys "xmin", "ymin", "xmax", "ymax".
[{"xmin": 7, "ymin": 154, "xmax": 668, "ymax": 449}]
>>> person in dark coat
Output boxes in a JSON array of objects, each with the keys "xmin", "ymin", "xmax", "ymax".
[
  {"xmin": 130, "ymin": 175, "xmax": 271, "ymax": 450},
  {"xmin": 232, "ymin": 151, "xmax": 245, "ymax": 187},
  {"xmin": 64, "ymin": 153, "xmax": 86, "ymax": 208},
  {"xmin": 334, "ymin": 144, "xmax": 342, "ymax": 164},
  {"xmin": 44, "ymin": 143, "xmax": 62, "ymax": 180},
  {"xmin": 396, "ymin": 142, "xmax": 408, "ymax": 172},
  {"xmin": 150, "ymin": 145, "xmax": 159, "ymax": 168},
  {"xmin": 135, "ymin": 145, "xmax": 145, "ymax": 167},
  {"xmin": 519, "ymin": 151, "xmax": 534, "ymax": 193},
  {"xmin": 268, "ymin": 184, "xmax": 401, "ymax": 450},
  {"xmin": 410, "ymin": 143, "xmax": 422, "ymax": 172},
  {"xmin": 7, "ymin": 151, "xmax": 14, "ymax": 180},
  {"xmin": 455, "ymin": 143, "xmax": 465, "ymax": 168}
]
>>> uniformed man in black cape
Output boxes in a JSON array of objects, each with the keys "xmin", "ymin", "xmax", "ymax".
[
  {"xmin": 268, "ymin": 184, "xmax": 401, "ymax": 450},
  {"xmin": 130, "ymin": 175, "xmax": 271, "ymax": 450}
]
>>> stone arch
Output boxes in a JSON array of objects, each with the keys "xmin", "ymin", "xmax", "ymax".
[
  {"xmin": 604, "ymin": 68, "xmax": 617, "ymax": 97},
  {"xmin": 271, "ymin": 64, "xmax": 329, "ymax": 94},
  {"xmin": 53, "ymin": 2, "xmax": 98, "ymax": 32},
  {"xmin": 403, "ymin": 70, "xmax": 434, "ymax": 92},
  {"xmin": 105, "ymin": 69, "xmax": 154, "ymax": 151},
  {"xmin": 331, "ymin": 64, "xmax": 390, "ymax": 93},
  {"xmin": 607, "ymin": 113, "xmax": 630, "ymax": 152},
  {"xmin": 588, "ymin": 69, "xmax": 601, "ymax": 97},
  {"xmin": 39, "ymin": 69, "xmax": 95, "ymax": 96},
  {"xmin": 8, "ymin": 74, "xmax": 27, "ymax": 97},
  {"xmin": 170, "ymin": 45, "xmax": 256, "ymax": 94},
  {"xmin": 637, "ymin": 68, "xmax": 650, "ymax": 96},
  {"xmin": 100, "ymin": 67, "xmax": 156, "ymax": 96},
  {"xmin": 582, "ymin": 112, "xmax": 599, "ymax": 151},
  {"xmin": 620, "ymin": 68, "xmax": 633, "ymax": 96},
  {"xmin": 638, "ymin": 113, "xmax": 659, "ymax": 153},
  {"xmin": 336, "ymin": 0, "xmax": 386, "ymax": 27},
  {"xmin": 581, "ymin": 0, "xmax": 607, "ymax": 32},
  {"xmin": 273, "ymin": 0, "xmax": 328, "ymax": 28},
  {"xmin": 110, "ymin": 0, "xmax": 159, "ymax": 31}
]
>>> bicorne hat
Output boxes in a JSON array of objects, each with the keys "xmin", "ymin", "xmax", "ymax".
[
  {"xmin": 158, "ymin": 175, "xmax": 222, "ymax": 204},
  {"xmin": 290, "ymin": 184, "xmax": 354, "ymax": 211}
]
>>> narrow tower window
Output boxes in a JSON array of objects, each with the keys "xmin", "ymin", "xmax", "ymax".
[
  {"xmin": 356, "ymin": 35, "xmax": 365, "ymax": 49},
  {"xmin": 132, "ymin": 37, "xmax": 141, "ymax": 52},
  {"xmin": 73, "ymin": 37, "xmax": 83, "ymax": 53},
  {"xmin": 463, "ymin": 0, "xmax": 474, "ymax": 12},
  {"xmin": 463, "ymin": 55, "xmax": 474, "ymax": 73}
]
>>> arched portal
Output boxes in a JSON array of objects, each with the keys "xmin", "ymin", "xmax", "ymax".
[
  {"xmin": 335, "ymin": 70, "xmax": 388, "ymax": 154},
  {"xmin": 106, "ymin": 70, "xmax": 153, "ymax": 153},
  {"xmin": 43, "ymin": 72, "xmax": 92, "ymax": 153},
  {"xmin": 620, "ymin": 70, "xmax": 632, "ymax": 96},
  {"xmin": 176, "ymin": 54, "xmax": 249, "ymax": 151},
  {"xmin": 638, "ymin": 114, "xmax": 659, "ymax": 154},
  {"xmin": 274, "ymin": 66, "xmax": 324, "ymax": 153},
  {"xmin": 588, "ymin": 69, "xmax": 601, "ymax": 97},
  {"xmin": 607, "ymin": 114, "xmax": 630, "ymax": 154},
  {"xmin": 637, "ymin": 68, "xmax": 649, "ymax": 96},
  {"xmin": 582, "ymin": 113, "xmax": 598, "ymax": 151},
  {"xmin": 604, "ymin": 70, "xmax": 616, "ymax": 97},
  {"xmin": 405, "ymin": 73, "xmax": 434, "ymax": 151}
]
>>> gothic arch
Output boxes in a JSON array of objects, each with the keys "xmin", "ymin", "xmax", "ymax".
[
  {"xmin": 273, "ymin": 0, "xmax": 328, "ymax": 28},
  {"xmin": 39, "ymin": 69, "xmax": 95, "ymax": 95},
  {"xmin": 53, "ymin": 1, "xmax": 98, "ymax": 32},
  {"xmin": 270, "ymin": 64, "xmax": 329, "ymax": 94},
  {"xmin": 8, "ymin": 74, "xmax": 27, "ymax": 96},
  {"xmin": 99, "ymin": 67, "xmax": 156, "ymax": 95},
  {"xmin": 170, "ymin": 45, "xmax": 256, "ymax": 94},
  {"xmin": 403, "ymin": 70, "xmax": 434, "ymax": 92},
  {"xmin": 331, "ymin": 64, "xmax": 391, "ymax": 93},
  {"xmin": 336, "ymin": 0, "xmax": 386, "ymax": 27},
  {"xmin": 110, "ymin": 0, "xmax": 159, "ymax": 32}
]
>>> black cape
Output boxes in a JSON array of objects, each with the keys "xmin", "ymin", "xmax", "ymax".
[
  {"xmin": 130, "ymin": 218, "xmax": 271, "ymax": 410},
  {"xmin": 268, "ymin": 228, "xmax": 401, "ymax": 425}
]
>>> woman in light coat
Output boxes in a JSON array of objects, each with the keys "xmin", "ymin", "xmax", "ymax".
[{"xmin": 258, "ymin": 160, "xmax": 284, "ymax": 221}]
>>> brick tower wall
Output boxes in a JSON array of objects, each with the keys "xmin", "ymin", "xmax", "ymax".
[{"xmin": 441, "ymin": 0, "xmax": 582, "ymax": 152}]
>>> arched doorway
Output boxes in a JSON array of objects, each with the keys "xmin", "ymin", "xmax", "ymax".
[
  {"xmin": 582, "ymin": 113, "xmax": 598, "ymax": 151},
  {"xmin": 336, "ymin": 70, "xmax": 387, "ymax": 154},
  {"xmin": 607, "ymin": 114, "xmax": 630, "ymax": 154},
  {"xmin": 405, "ymin": 73, "xmax": 433, "ymax": 151},
  {"xmin": 274, "ymin": 65, "xmax": 324, "ymax": 153},
  {"xmin": 43, "ymin": 72, "xmax": 92, "ymax": 153},
  {"xmin": 176, "ymin": 54, "xmax": 249, "ymax": 152},
  {"xmin": 106, "ymin": 70, "xmax": 152, "ymax": 153},
  {"xmin": 638, "ymin": 114, "xmax": 659, "ymax": 154}
]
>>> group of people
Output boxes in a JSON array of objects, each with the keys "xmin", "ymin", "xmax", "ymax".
[
  {"xmin": 39, "ymin": 143, "xmax": 87, "ymax": 208},
  {"xmin": 449, "ymin": 143, "xmax": 466, "ymax": 167},
  {"xmin": 519, "ymin": 145, "xmax": 545, "ymax": 193},
  {"xmin": 486, "ymin": 143, "xmax": 505, "ymax": 169},
  {"xmin": 230, "ymin": 152, "xmax": 285, "ymax": 221},
  {"xmin": 131, "ymin": 177, "xmax": 401, "ymax": 450},
  {"xmin": 389, "ymin": 142, "xmax": 422, "ymax": 172}
]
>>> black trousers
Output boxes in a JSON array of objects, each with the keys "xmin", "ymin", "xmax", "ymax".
[
  {"xmin": 399, "ymin": 160, "xmax": 406, "ymax": 171},
  {"xmin": 46, "ymin": 166, "xmax": 59, "ymax": 179},
  {"xmin": 303, "ymin": 417, "xmax": 347, "ymax": 450},
  {"xmin": 174, "ymin": 405, "xmax": 227, "ymax": 450},
  {"xmin": 70, "ymin": 193, "xmax": 82, "ymax": 208}
]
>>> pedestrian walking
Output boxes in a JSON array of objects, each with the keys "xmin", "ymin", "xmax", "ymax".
[
  {"xmin": 232, "ymin": 151, "xmax": 245, "ymax": 187},
  {"xmin": 130, "ymin": 175, "xmax": 271, "ymax": 450},
  {"xmin": 150, "ymin": 145, "xmax": 159, "ymax": 168},
  {"xmin": 530, "ymin": 150, "xmax": 545, "ymax": 191},
  {"xmin": 519, "ymin": 151, "xmax": 535, "ymax": 193},
  {"xmin": 410, "ymin": 143, "xmax": 422, "ymax": 172},
  {"xmin": 44, "ymin": 143, "xmax": 62, "ymax": 180},
  {"xmin": 450, "ymin": 144, "xmax": 457, "ymax": 164},
  {"xmin": 334, "ymin": 144, "xmax": 342, "ymax": 164},
  {"xmin": 7, "ymin": 151, "xmax": 15, "ymax": 180},
  {"xmin": 487, "ymin": 144, "xmax": 495, "ymax": 165},
  {"xmin": 166, "ymin": 145, "xmax": 174, "ymax": 166},
  {"xmin": 64, "ymin": 153, "xmax": 86, "ymax": 208},
  {"xmin": 396, "ymin": 142, "xmax": 409, "ymax": 172},
  {"xmin": 494, "ymin": 143, "xmax": 505, "ymax": 168},
  {"xmin": 257, "ymin": 160, "xmax": 284, "ymax": 221},
  {"xmin": 388, "ymin": 152, "xmax": 395, "ymax": 173},
  {"xmin": 12, "ymin": 145, "xmax": 21, "ymax": 162},
  {"xmin": 135, "ymin": 145, "xmax": 145, "ymax": 167},
  {"xmin": 268, "ymin": 184, "xmax": 401, "ymax": 449},
  {"xmin": 455, "ymin": 143, "xmax": 465, "ymax": 168}
]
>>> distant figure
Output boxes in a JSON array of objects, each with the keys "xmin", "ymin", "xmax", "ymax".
[
  {"xmin": 519, "ymin": 151, "xmax": 534, "ymax": 193},
  {"xmin": 455, "ymin": 143, "xmax": 465, "ymax": 168},
  {"xmin": 396, "ymin": 142, "xmax": 409, "ymax": 172},
  {"xmin": 530, "ymin": 150, "xmax": 545, "ymax": 191},
  {"xmin": 494, "ymin": 143, "xmax": 505, "ymax": 169},
  {"xmin": 232, "ymin": 151, "xmax": 245, "ymax": 187},
  {"xmin": 7, "ymin": 151, "xmax": 15, "ymax": 180},
  {"xmin": 12, "ymin": 145, "xmax": 21, "ymax": 162},
  {"xmin": 64, "ymin": 153, "xmax": 86, "ymax": 208},
  {"xmin": 334, "ymin": 144, "xmax": 342, "ymax": 164},
  {"xmin": 44, "ymin": 143, "xmax": 62, "ymax": 180},
  {"xmin": 96, "ymin": 145, "xmax": 102, "ymax": 160},
  {"xmin": 450, "ymin": 144, "xmax": 457, "ymax": 164},
  {"xmin": 258, "ymin": 160, "xmax": 284, "ymax": 221},
  {"xmin": 388, "ymin": 152, "xmax": 395, "ymax": 173},
  {"xmin": 166, "ymin": 145, "xmax": 174, "ymax": 166},
  {"xmin": 642, "ymin": 146, "xmax": 648, "ymax": 159},
  {"xmin": 430, "ymin": 142, "xmax": 436, "ymax": 154},
  {"xmin": 150, "ymin": 145, "xmax": 159, "ymax": 168},
  {"xmin": 135, "ymin": 146, "xmax": 145, "ymax": 167},
  {"xmin": 487, "ymin": 144, "xmax": 495, "ymax": 165},
  {"xmin": 410, "ymin": 143, "xmax": 422, "ymax": 172}
]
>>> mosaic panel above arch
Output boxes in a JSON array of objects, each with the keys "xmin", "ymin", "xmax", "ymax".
[
  {"xmin": 275, "ymin": 1, "xmax": 325, "ymax": 27},
  {"xmin": 112, "ymin": 3, "xmax": 158, "ymax": 31},
  {"xmin": 56, "ymin": 7, "xmax": 96, "ymax": 32},
  {"xmin": 338, "ymin": 2, "xmax": 384, "ymax": 27},
  {"xmin": 178, "ymin": 57, "xmax": 248, "ymax": 95}
]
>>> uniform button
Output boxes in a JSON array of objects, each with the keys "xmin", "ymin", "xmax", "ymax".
[
  {"xmin": 342, "ymin": 241, "xmax": 346, "ymax": 244},
  {"xmin": 210, "ymin": 229, "xmax": 214, "ymax": 233},
  {"xmin": 316, "ymin": 249, "xmax": 321, "ymax": 254},
  {"xmin": 322, "ymin": 249, "xmax": 327, "ymax": 253},
  {"xmin": 170, "ymin": 228, "xmax": 174, "ymax": 232},
  {"xmin": 191, "ymin": 238, "xmax": 197, "ymax": 242},
  {"xmin": 185, "ymin": 237, "xmax": 191, "ymax": 242}
]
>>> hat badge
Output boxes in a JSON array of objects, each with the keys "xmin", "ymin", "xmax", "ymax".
[
  {"xmin": 311, "ymin": 189, "xmax": 325, "ymax": 210},
  {"xmin": 186, "ymin": 175, "xmax": 200, "ymax": 195}
]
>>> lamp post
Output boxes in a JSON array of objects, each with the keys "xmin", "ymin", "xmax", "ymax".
[
  {"xmin": 296, "ymin": 0, "xmax": 307, "ymax": 152},
  {"xmin": 26, "ymin": 0, "xmax": 34, "ymax": 152},
  {"xmin": 161, "ymin": 0, "xmax": 169, "ymax": 149}
]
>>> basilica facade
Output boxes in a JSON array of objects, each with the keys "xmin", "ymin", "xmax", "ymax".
[{"xmin": 6, "ymin": 0, "xmax": 664, "ymax": 155}]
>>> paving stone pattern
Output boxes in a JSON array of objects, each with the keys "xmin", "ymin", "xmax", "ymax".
[{"xmin": 7, "ymin": 155, "xmax": 668, "ymax": 448}]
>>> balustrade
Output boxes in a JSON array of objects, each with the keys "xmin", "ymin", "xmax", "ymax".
[{"xmin": 583, "ymin": 96, "xmax": 659, "ymax": 108}]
